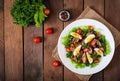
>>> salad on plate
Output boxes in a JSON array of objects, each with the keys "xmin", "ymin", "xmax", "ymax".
[{"xmin": 62, "ymin": 25, "xmax": 110, "ymax": 68}]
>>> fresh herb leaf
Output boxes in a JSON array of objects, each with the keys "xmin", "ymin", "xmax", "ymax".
[
  {"xmin": 98, "ymin": 35, "xmax": 110, "ymax": 55},
  {"xmin": 10, "ymin": 0, "xmax": 47, "ymax": 27},
  {"xmin": 90, "ymin": 63, "xmax": 98, "ymax": 68},
  {"xmin": 75, "ymin": 63, "xmax": 86, "ymax": 68},
  {"xmin": 66, "ymin": 52, "xmax": 72, "ymax": 58},
  {"xmin": 62, "ymin": 35, "xmax": 71, "ymax": 48},
  {"xmin": 82, "ymin": 43, "xmax": 89, "ymax": 48},
  {"xmin": 34, "ymin": 4, "xmax": 47, "ymax": 27}
]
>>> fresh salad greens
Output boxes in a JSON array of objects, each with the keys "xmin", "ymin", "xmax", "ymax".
[
  {"xmin": 62, "ymin": 26, "xmax": 110, "ymax": 68},
  {"xmin": 11, "ymin": 0, "xmax": 47, "ymax": 27}
]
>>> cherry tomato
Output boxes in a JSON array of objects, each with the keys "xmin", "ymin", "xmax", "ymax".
[
  {"xmin": 66, "ymin": 48, "xmax": 71, "ymax": 52},
  {"xmin": 96, "ymin": 32, "xmax": 101, "ymax": 37},
  {"xmin": 83, "ymin": 48, "xmax": 89, "ymax": 52},
  {"xmin": 89, "ymin": 26, "xmax": 93, "ymax": 31},
  {"xmin": 76, "ymin": 29, "xmax": 82, "ymax": 34},
  {"xmin": 94, "ymin": 59, "xmax": 100, "ymax": 63},
  {"xmin": 77, "ymin": 60, "xmax": 81, "ymax": 64},
  {"xmin": 45, "ymin": 28, "xmax": 53, "ymax": 34},
  {"xmin": 70, "ymin": 43, "xmax": 75, "ymax": 48},
  {"xmin": 90, "ymin": 39, "xmax": 97, "ymax": 46},
  {"xmin": 100, "ymin": 46, "xmax": 105, "ymax": 51},
  {"xmin": 53, "ymin": 60, "xmax": 60, "ymax": 67},
  {"xmin": 70, "ymin": 47, "xmax": 74, "ymax": 52},
  {"xmin": 71, "ymin": 56, "xmax": 75, "ymax": 61},
  {"xmin": 44, "ymin": 8, "xmax": 50, "ymax": 15},
  {"xmin": 33, "ymin": 37, "xmax": 41, "ymax": 44}
]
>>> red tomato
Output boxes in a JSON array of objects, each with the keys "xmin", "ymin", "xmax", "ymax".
[
  {"xmin": 71, "ymin": 56, "xmax": 75, "ymax": 61},
  {"xmin": 70, "ymin": 44, "xmax": 75, "ymax": 51},
  {"xmin": 89, "ymin": 26, "xmax": 93, "ymax": 31},
  {"xmin": 94, "ymin": 59, "xmax": 100, "ymax": 63},
  {"xmin": 45, "ymin": 28, "xmax": 53, "ymax": 34},
  {"xmin": 66, "ymin": 48, "xmax": 71, "ymax": 52},
  {"xmin": 76, "ymin": 29, "xmax": 82, "ymax": 34},
  {"xmin": 44, "ymin": 8, "xmax": 50, "ymax": 15},
  {"xmin": 53, "ymin": 60, "xmax": 60, "ymax": 67},
  {"xmin": 77, "ymin": 60, "xmax": 81, "ymax": 64},
  {"xmin": 83, "ymin": 48, "xmax": 89, "ymax": 52},
  {"xmin": 96, "ymin": 32, "xmax": 101, "ymax": 37},
  {"xmin": 33, "ymin": 37, "xmax": 41, "ymax": 44},
  {"xmin": 70, "ymin": 43, "xmax": 75, "ymax": 48}
]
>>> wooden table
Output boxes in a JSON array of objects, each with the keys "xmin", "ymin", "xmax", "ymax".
[{"xmin": 0, "ymin": 0, "xmax": 120, "ymax": 81}]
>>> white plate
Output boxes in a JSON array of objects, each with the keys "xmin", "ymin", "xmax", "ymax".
[{"xmin": 58, "ymin": 19, "xmax": 115, "ymax": 75}]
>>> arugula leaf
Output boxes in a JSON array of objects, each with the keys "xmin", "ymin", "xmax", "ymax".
[
  {"xmin": 98, "ymin": 35, "xmax": 110, "ymax": 55},
  {"xmin": 66, "ymin": 52, "xmax": 72, "ymax": 58}
]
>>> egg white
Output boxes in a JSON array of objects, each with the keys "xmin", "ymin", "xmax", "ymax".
[
  {"xmin": 73, "ymin": 45, "xmax": 82, "ymax": 56},
  {"xmin": 84, "ymin": 34, "xmax": 95, "ymax": 43}
]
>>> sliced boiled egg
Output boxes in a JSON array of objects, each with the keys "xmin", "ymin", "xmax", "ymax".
[
  {"xmin": 94, "ymin": 48, "xmax": 103, "ymax": 56},
  {"xmin": 70, "ymin": 32, "xmax": 82, "ymax": 39},
  {"xmin": 86, "ymin": 52, "xmax": 93, "ymax": 64},
  {"xmin": 73, "ymin": 45, "xmax": 82, "ymax": 56},
  {"xmin": 84, "ymin": 34, "xmax": 95, "ymax": 43}
]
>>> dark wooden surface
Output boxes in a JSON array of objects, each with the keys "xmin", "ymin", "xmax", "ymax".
[
  {"xmin": 0, "ymin": 0, "xmax": 120, "ymax": 81},
  {"xmin": 0, "ymin": 0, "xmax": 4, "ymax": 81},
  {"xmin": 4, "ymin": 0, "xmax": 23, "ymax": 81}
]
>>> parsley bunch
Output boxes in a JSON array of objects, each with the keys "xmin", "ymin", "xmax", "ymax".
[{"xmin": 11, "ymin": 0, "xmax": 47, "ymax": 27}]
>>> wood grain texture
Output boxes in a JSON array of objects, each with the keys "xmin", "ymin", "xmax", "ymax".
[
  {"xmin": 64, "ymin": 0, "xmax": 83, "ymax": 81},
  {"xmin": 64, "ymin": 0, "xmax": 83, "ymax": 26},
  {"xmin": 4, "ymin": 0, "xmax": 23, "ymax": 81},
  {"xmin": 44, "ymin": 0, "xmax": 63, "ymax": 81},
  {"xmin": 84, "ymin": 0, "xmax": 104, "ymax": 81},
  {"xmin": 24, "ymin": 26, "xmax": 43, "ymax": 81},
  {"xmin": 84, "ymin": 0, "xmax": 104, "ymax": 16},
  {"xmin": 0, "ymin": 0, "xmax": 4, "ymax": 81},
  {"xmin": 104, "ymin": 0, "xmax": 120, "ymax": 81}
]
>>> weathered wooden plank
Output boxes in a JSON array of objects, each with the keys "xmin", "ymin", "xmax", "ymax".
[
  {"xmin": 44, "ymin": 0, "xmax": 64, "ymax": 81},
  {"xmin": 104, "ymin": 0, "xmax": 120, "ymax": 81},
  {"xmin": 84, "ymin": 0, "xmax": 104, "ymax": 16},
  {"xmin": 24, "ymin": 26, "xmax": 43, "ymax": 81},
  {"xmin": 64, "ymin": 0, "xmax": 83, "ymax": 27},
  {"xmin": 0, "ymin": 0, "xmax": 4, "ymax": 81},
  {"xmin": 84, "ymin": 0, "xmax": 104, "ymax": 81},
  {"xmin": 64, "ymin": 0, "xmax": 83, "ymax": 81},
  {"xmin": 4, "ymin": 0, "xmax": 23, "ymax": 81}
]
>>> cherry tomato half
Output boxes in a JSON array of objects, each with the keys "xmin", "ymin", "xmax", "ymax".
[
  {"xmin": 71, "ymin": 56, "xmax": 75, "ymax": 61},
  {"xmin": 33, "ymin": 37, "xmax": 41, "ymax": 44},
  {"xmin": 76, "ymin": 29, "xmax": 82, "ymax": 34},
  {"xmin": 94, "ymin": 58, "xmax": 100, "ymax": 63},
  {"xmin": 77, "ymin": 60, "xmax": 82, "ymax": 64},
  {"xmin": 44, "ymin": 8, "xmax": 50, "ymax": 15},
  {"xmin": 66, "ymin": 48, "xmax": 71, "ymax": 52},
  {"xmin": 70, "ymin": 43, "xmax": 75, "ymax": 48},
  {"xmin": 45, "ymin": 28, "xmax": 53, "ymax": 34},
  {"xmin": 89, "ymin": 26, "xmax": 93, "ymax": 31},
  {"xmin": 96, "ymin": 32, "xmax": 101, "ymax": 38},
  {"xmin": 53, "ymin": 60, "xmax": 60, "ymax": 67}
]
